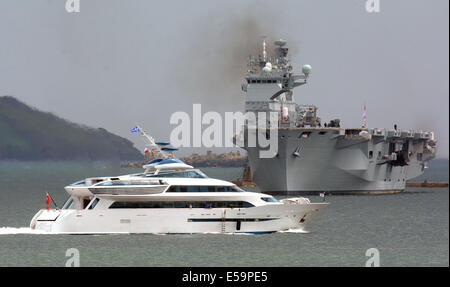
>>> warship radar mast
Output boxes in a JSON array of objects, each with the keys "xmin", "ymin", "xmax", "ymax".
[{"xmin": 243, "ymin": 39, "xmax": 319, "ymax": 128}]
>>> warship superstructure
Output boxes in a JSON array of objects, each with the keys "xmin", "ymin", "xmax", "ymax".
[{"xmin": 238, "ymin": 39, "xmax": 437, "ymax": 194}]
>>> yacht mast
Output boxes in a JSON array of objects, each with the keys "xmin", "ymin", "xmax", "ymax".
[{"xmin": 135, "ymin": 124, "xmax": 168, "ymax": 158}]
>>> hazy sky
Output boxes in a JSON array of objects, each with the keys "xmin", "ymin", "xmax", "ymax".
[{"xmin": 0, "ymin": 0, "xmax": 448, "ymax": 158}]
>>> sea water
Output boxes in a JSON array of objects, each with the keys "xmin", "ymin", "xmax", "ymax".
[{"xmin": 0, "ymin": 160, "xmax": 448, "ymax": 266}]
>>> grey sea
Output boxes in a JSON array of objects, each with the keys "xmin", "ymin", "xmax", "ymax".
[{"xmin": 0, "ymin": 160, "xmax": 448, "ymax": 267}]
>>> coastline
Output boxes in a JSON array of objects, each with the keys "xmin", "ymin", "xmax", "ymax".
[{"xmin": 121, "ymin": 150, "xmax": 248, "ymax": 168}]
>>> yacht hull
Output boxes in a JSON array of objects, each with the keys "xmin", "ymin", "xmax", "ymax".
[{"xmin": 31, "ymin": 203, "xmax": 327, "ymax": 234}]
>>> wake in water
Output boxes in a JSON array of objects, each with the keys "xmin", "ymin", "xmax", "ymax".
[
  {"xmin": 277, "ymin": 228, "xmax": 310, "ymax": 234},
  {"xmin": 0, "ymin": 227, "xmax": 50, "ymax": 235}
]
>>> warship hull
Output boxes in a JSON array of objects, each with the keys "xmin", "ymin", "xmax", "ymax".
[{"xmin": 243, "ymin": 127, "xmax": 435, "ymax": 195}]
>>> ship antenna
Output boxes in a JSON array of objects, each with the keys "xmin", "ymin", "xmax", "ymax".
[
  {"xmin": 362, "ymin": 102, "xmax": 367, "ymax": 128},
  {"xmin": 262, "ymin": 35, "xmax": 267, "ymax": 61},
  {"xmin": 135, "ymin": 124, "xmax": 168, "ymax": 158}
]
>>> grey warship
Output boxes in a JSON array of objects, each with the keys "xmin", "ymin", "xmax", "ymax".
[{"xmin": 238, "ymin": 39, "xmax": 437, "ymax": 195}]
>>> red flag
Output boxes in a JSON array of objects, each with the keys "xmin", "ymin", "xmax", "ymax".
[
  {"xmin": 144, "ymin": 148, "xmax": 149, "ymax": 154},
  {"xmin": 46, "ymin": 193, "xmax": 51, "ymax": 205}
]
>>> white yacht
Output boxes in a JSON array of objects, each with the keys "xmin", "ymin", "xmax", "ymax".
[{"xmin": 30, "ymin": 127, "xmax": 328, "ymax": 234}]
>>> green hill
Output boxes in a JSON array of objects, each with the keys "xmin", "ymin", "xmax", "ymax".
[{"xmin": 0, "ymin": 96, "xmax": 143, "ymax": 161}]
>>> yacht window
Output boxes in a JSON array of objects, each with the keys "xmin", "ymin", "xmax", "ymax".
[
  {"xmin": 109, "ymin": 201, "xmax": 254, "ymax": 209},
  {"xmin": 186, "ymin": 186, "xmax": 197, "ymax": 192},
  {"xmin": 96, "ymin": 180, "xmax": 161, "ymax": 186},
  {"xmin": 148, "ymin": 170, "xmax": 207, "ymax": 178},
  {"xmin": 61, "ymin": 196, "xmax": 74, "ymax": 209},
  {"xmin": 70, "ymin": 180, "xmax": 86, "ymax": 186},
  {"xmin": 61, "ymin": 196, "xmax": 72, "ymax": 209},
  {"xmin": 88, "ymin": 198, "xmax": 100, "ymax": 209},
  {"xmin": 196, "ymin": 170, "xmax": 208, "ymax": 178},
  {"xmin": 368, "ymin": 151, "xmax": 373, "ymax": 159},
  {"xmin": 166, "ymin": 185, "xmax": 243, "ymax": 192},
  {"xmin": 100, "ymin": 181, "xmax": 114, "ymax": 186},
  {"xmin": 66, "ymin": 200, "xmax": 74, "ymax": 209},
  {"xmin": 261, "ymin": 197, "xmax": 279, "ymax": 203},
  {"xmin": 168, "ymin": 186, "xmax": 179, "ymax": 192},
  {"xmin": 198, "ymin": 186, "xmax": 209, "ymax": 192},
  {"xmin": 174, "ymin": 201, "xmax": 186, "ymax": 208}
]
